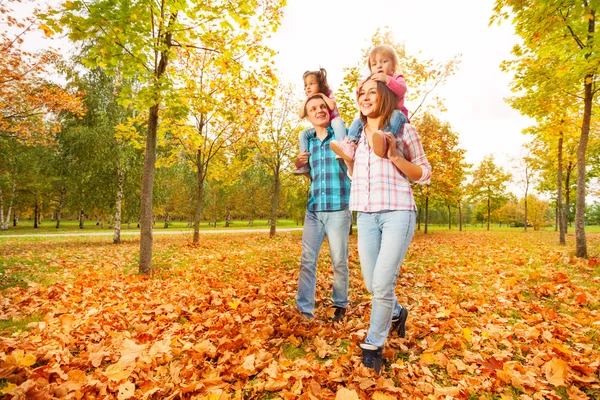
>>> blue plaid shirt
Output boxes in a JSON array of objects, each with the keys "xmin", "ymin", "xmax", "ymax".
[{"xmin": 306, "ymin": 126, "xmax": 351, "ymax": 212}]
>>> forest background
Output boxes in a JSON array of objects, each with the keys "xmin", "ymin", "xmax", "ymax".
[{"xmin": 2, "ymin": 0, "xmax": 600, "ymax": 398}]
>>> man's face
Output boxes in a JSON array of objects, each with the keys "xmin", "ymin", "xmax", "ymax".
[{"xmin": 305, "ymin": 98, "xmax": 330, "ymax": 127}]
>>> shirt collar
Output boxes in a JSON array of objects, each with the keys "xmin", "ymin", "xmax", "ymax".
[{"xmin": 309, "ymin": 125, "xmax": 334, "ymax": 140}]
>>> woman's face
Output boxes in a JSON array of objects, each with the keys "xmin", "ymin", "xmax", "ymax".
[{"xmin": 358, "ymin": 79, "xmax": 379, "ymax": 118}]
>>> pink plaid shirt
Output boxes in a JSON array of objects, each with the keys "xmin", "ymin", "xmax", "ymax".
[{"xmin": 349, "ymin": 124, "xmax": 431, "ymax": 213}]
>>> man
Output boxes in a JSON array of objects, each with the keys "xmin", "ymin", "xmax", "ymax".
[{"xmin": 295, "ymin": 95, "xmax": 352, "ymax": 322}]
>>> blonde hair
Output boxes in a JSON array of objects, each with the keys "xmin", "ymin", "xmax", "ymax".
[{"xmin": 368, "ymin": 45, "xmax": 399, "ymax": 75}]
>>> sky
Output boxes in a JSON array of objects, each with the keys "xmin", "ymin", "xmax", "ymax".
[{"xmin": 267, "ymin": 0, "xmax": 534, "ymax": 182}]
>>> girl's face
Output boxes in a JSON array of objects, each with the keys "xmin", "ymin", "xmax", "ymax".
[
  {"xmin": 370, "ymin": 53, "xmax": 394, "ymax": 75},
  {"xmin": 304, "ymin": 75, "xmax": 319, "ymax": 96},
  {"xmin": 358, "ymin": 79, "xmax": 379, "ymax": 118}
]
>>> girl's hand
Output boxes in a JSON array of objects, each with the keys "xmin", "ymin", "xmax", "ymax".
[
  {"xmin": 370, "ymin": 73, "xmax": 389, "ymax": 84},
  {"xmin": 384, "ymin": 132, "xmax": 400, "ymax": 160}
]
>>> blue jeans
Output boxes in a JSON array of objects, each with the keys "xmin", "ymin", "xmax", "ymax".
[
  {"xmin": 299, "ymin": 117, "xmax": 347, "ymax": 153},
  {"xmin": 357, "ymin": 210, "xmax": 416, "ymax": 347},
  {"xmin": 347, "ymin": 110, "xmax": 406, "ymax": 143},
  {"xmin": 296, "ymin": 209, "xmax": 352, "ymax": 318}
]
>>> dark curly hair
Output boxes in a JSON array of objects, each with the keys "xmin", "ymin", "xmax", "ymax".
[{"xmin": 302, "ymin": 68, "xmax": 331, "ymax": 95}]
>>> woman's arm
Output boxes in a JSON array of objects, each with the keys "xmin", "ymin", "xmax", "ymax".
[{"xmin": 384, "ymin": 124, "xmax": 431, "ymax": 184}]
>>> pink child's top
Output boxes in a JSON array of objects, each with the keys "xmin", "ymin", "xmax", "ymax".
[
  {"xmin": 326, "ymin": 91, "xmax": 341, "ymax": 121},
  {"xmin": 387, "ymin": 74, "xmax": 409, "ymax": 121}
]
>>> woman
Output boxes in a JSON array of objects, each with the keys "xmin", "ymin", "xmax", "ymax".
[{"xmin": 346, "ymin": 78, "xmax": 431, "ymax": 373}]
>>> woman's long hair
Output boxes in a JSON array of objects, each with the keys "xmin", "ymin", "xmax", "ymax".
[{"xmin": 358, "ymin": 80, "xmax": 398, "ymax": 130}]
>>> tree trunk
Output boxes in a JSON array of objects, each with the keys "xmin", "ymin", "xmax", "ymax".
[
  {"xmin": 557, "ymin": 133, "xmax": 566, "ymax": 244},
  {"xmin": 139, "ymin": 103, "xmax": 160, "ymax": 273},
  {"xmin": 458, "ymin": 201, "xmax": 463, "ymax": 232},
  {"xmin": 34, "ymin": 201, "xmax": 39, "ymax": 229},
  {"xmin": 113, "ymin": 166, "xmax": 124, "ymax": 244},
  {"xmin": 575, "ymin": 72, "xmax": 592, "ymax": 258},
  {"xmin": 555, "ymin": 201, "xmax": 559, "ymax": 232},
  {"xmin": 193, "ymin": 149, "xmax": 205, "ymax": 244},
  {"xmin": 424, "ymin": 194, "xmax": 429, "ymax": 234},
  {"xmin": 269, "ymin": 166, "xmax": 281, "ymax": 238},
  {"xmin": 56, "ymin": 186, "xmax": 66, "ymax": 229},
  {"xmin": 417, "ymin": 206, "xmax": 422, "ymax": 231},
  {"xmin": 164, "ymin": 207, "xmax": 170, "ymax": 229},
  {"xmin": 0, "ymin": 188, "xmax": 4, "ymax": 230},
  {"xmin": 138, "ymin": 14, "xmax": 176, "ymax": 275},
  {"xmin": 13, "ymin": 212, "xmax": 17, "ymax": 226},
  {"xmin": 565, "ymin": 163, "xmax": 572, "ymax": 230},
  {"xmin": 447, "ymin": 205, "xmax": 451, "ymax": 230},
  {"xmin": 224, "ymin": 208, "xmax": 231, "ymax": 227},
  {"xmin": 487, "ymin": 192, "xmax": 491, "ymax": 231},
  {"xmin": 524, "ymin": 195, "xmax": 528, "ymax": 232},
  {"xmin": 0, "ymin": 180, "xmax": 15, "ymax": 230},
  {"xmin": 79, "ymin": 208, "xmax": 84, "ymax": 229}
]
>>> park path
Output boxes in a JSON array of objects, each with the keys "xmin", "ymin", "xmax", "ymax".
[{"xmin": 0, "ymin": 227, "xmax": 303, "ymax": 239}]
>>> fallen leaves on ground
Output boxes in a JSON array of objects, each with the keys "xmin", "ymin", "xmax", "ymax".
[{"xmin": 1, "ymin": 230, "xmax": 599, "ymax": 399}]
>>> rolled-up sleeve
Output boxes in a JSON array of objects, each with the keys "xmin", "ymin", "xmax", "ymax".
[{"xmin": 401, "ymin": 124, "xmax": 431, "ymax": 185}]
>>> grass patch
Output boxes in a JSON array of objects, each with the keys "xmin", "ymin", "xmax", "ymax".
[
  {"xmin": 0, "ymin": 314, "xmax": 42, "ymax": 334},
  {"xmin": 282, "ymin": 343, "xmax": 307, "ymax": 360}
]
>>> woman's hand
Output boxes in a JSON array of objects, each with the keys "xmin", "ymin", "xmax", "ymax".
[{"xmin": 384, "ymin": 132, "xmax": 400, "ymax": 160}]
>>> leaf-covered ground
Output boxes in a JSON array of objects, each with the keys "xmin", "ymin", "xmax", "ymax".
[{"xmin": 1, "ymin": 230, "xmax": 599, "ymax": 399}]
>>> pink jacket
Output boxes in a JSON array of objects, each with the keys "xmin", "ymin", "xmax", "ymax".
[{"xmin": 387, "ymin": 74, "xmax": 409, "ymax": 121}]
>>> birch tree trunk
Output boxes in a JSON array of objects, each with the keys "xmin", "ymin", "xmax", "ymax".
[
  {"xmin": 269, "ymin": 164, "xmax": 281, "ymax": 238},
  {"xmin": 56, "ymin": 186, "xmax": 66, "ymax": 229},
  {"xmin": 113, "ymin": 165, "xmax": 124, "ymax": 244},
  {"xmin": 193, "ymin": 149, "xmax": 206, "ymax": 244}
]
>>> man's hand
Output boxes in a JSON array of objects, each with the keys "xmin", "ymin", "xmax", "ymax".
[{"xmin": 296, "ymin": 151, "xmax": 311, "ymax": 168}]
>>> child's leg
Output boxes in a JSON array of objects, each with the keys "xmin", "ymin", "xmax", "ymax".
[
  {"xmin": 295, "ymin": 128, "xmax": 312, "ymax": 175},
  {"xmin": 384, "ymin": 110, "xmax": 407, "ymax": 138},
  {"xmin": 347, "ymin": 118, "xmax": 364, "ymax": 143},
  {"xmin": 330, "ymin": 117, "xmax": 355, "ymax": 162},
  {"xmin": 330, "ymin": 117, "xmax": 347, "ymax": 142},
  {"xmin": 298, "ymin": 128, "xmax": 310, "ymax": 153}
]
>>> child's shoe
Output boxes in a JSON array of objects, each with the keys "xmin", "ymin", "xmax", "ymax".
[
  {"xmin": 371, "ymin": 131, "xmax": 388, "ymax": 159},
  {"xmin": 359, "ymin": 343, "xmax": 383, "ymax": 374},
  {"xmin": 330, "ymin": 139, "xmax": 355, "ymax": 162}
]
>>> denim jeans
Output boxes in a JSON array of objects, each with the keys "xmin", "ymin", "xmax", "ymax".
[
  {"xmin": 347, "ymin": 110, "xmax": 407, "ymax": 143},
  {"xmin": 357, "ymin": 210, "xmax": 416, "ymax": 347},
  {"xmin": 298, "ymin": 117, "xmax": 347, "ymax": 153},
  {"xmin": 296, "ymin": 209, "xmax": 352, "ymax": 318}
]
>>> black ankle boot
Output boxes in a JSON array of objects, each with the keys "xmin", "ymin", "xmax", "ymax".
[
  {"xmin": 360, "ymin": 343, "xmax": 383, "ymax": 374},
  {"xmin": 391, "ymin": 306, "xmax": 408, "ymax": 338}
]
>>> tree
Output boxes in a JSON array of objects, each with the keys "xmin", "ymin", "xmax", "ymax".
[
  {"xmin": 254, "ymin": 84, "xmax": 302, "ymax": 237},
  {"xmin": 525, "ymin": 194, "xmax": 552, "ymax": 231},
  {"xmin": 413, "ymin": 113, "xmax": 469, "ymax": 234},
  {"xmin": 336, "ymin": 26, "xmax": 460, "ymax": 126},
  {"xmin": 468, "ymin": 155, "xmax": 512, "ymax": 230},
  {"xmin": 1, "ymin": 0, "xmax": 83, "ymax": 145},
  {"xmin": 47, "ymin": 0, "xmax": 286, "ymax": 273},
  {"xmin": 492, "ymin": 0, "xmax": 600, "ymax": 257},
  {"xmin": 511, "ymin": 152, "xmax": 537, "ymax": 232}
]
